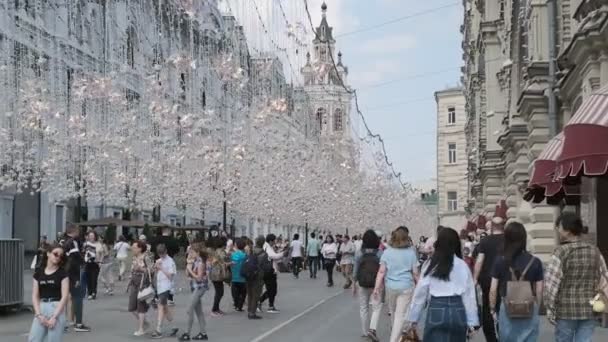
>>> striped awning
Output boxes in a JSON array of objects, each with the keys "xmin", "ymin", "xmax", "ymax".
[
  {"xmin": 524, "ymin": 133, "xmax": 582, "ymax": 204},
  {"xmin": 528, "ymin": 133, "xmax": 564, "ymax": 196},
  {"xmin": 526, "ymin": 133, "xmax": 565, "ymax": 201},
  {"xmin": 556, "ymin": 83, "xmax": 608, "ymax": 179}
]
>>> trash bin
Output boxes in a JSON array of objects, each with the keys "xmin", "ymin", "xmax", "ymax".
[{"xmin": 0, "ymin": 239, "xmax": 24, "ymax": 308}]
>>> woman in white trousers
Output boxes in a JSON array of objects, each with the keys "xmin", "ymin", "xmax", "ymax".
[
  {"xmin": 352, "ymin": 230, "xmax": 384, "ymax": 341},
  {"xmin": 373, "ymin": 226, "xmax": 419, "ymax": 342}
]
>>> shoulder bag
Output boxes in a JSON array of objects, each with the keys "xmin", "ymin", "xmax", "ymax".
[
  {"xmin": 400, "ymin": 327, "xmax": 421, "ymax": 342},
  {"xmin": 590, "ymin": 248, "xmax": 608, "ymax": 314},
  {"xmin": 137, "ymin": 258, "xmax": 155, "ymax": 301}
]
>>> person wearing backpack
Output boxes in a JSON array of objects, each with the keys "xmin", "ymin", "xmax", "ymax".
[
  {"xmin": 352, "ymin": 230, "xmax": 383, "ymax": 342},
  {"xmin": 230, "ymin": 238, "xmax": 248, "ymax": 312},
  {"xmin": 489, "ymin": 222, "xmax": 543, "ymax": 342},
  {"xmin": 260, "ymin": 234, "xmax": 284, "ymax": 313},
  {"xmin": 244, "ymin": 236, "xmax": 266, "ymax": 320},
  {"xmin": 372, "ymin": 226, "xmax": 419, "ymax": 342},
  {"xmin": 208, "ymin": 237, "xmax": 228, "ymax": 316}
]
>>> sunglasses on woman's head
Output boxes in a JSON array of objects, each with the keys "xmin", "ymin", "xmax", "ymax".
[{"xmin": 52, "ymin": 251, "xmax": 64, "ymax": 258}]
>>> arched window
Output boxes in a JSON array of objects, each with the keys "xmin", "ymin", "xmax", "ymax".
[
  {"xmin": 316, "ymin": 107, "xmax": 326, "ymax": 132},
  {"xmin": 333, "ymin": 108, "xmax": 343, "ymax": 131}
]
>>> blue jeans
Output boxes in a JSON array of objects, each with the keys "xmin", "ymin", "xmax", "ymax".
[
  {"xmin": 308, "ymin": 256, "xmax": 318, "ymax": 277},
  {"xmin": 70, "ymin": 283, "xmax": 84, "ymax": 325},
  {"xmin": 555, "ymin": 319, "xmax": 596, "ymax": 342},
  {"xmin": 423, "ymin": 296, "xmax": 467, "ymax": 342},
  {"xmin": 498, "ymin": 303, "xmax": 539, "ymax": 342},
  {"xmin": 29, "ymin": 302, "xmax": 66, "ymax": 342}
]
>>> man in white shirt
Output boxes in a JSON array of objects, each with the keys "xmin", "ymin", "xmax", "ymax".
[
  {"xmin": 113, "ymin": 235, "xmax": 130, "ymax": 281},
  {"xmin": 152, "ymin": 244, "xmax": 178, "ymax": 338},
  {"xmin": 339, "ymin": 235, "xmax": 356, "ymax": 289},
  {"xmin": 289, "ymin": 234, "xmax": 305, "ymax": 279},
  {"xmin": 353, "ymin": 234, "xmax": 363, "ymax": 257}
]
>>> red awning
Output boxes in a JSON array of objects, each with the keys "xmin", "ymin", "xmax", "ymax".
[
  {"xmin": 528, "ymin": 133, "xmax": 565, "ymax": 199},
  {"xmin": 556, "ymin": 83, "xmax": 608, "ymax": 179}
]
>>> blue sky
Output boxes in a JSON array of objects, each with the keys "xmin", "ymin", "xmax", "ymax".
[{"xmin": 310, "ymin": 0, "xmax": 463, "ymax": 187}]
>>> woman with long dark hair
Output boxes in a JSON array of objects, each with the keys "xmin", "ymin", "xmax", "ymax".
[
  {"xmin": 209, "ymin": 237, "xmax": 228, "ymax": 316},
  {"xmin": 321, "ymin": 235, "xmax": 338, "ymax": 287},
  {"xmin": 489, "ymin": 222, "xmax": 543, "ymax": 341},
  {"xmin": 128, "ymin": 240, "xmax": 153, "ymax": 336},
  {"xmin": 408, "ymin": 227, "xmax": 478, "ymax": 341},
  {"xmin": 29, "ymin": 243, "xmax": 69, "ymax": 342}
]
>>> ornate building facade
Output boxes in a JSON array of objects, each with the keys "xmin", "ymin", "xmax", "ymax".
[
  {"xmin": 462, "ymin": 0, "xmax": 608, "ymax": 260},
  {"xmin": 435, "ymin": 87, "xmax": 469, "ymax": 228},
  {"xmin": 0, "ymin": 1, "xmax": 356, "ymax": 249},
  {"xmin": 300, "ymin": 3, "xmax": 355, "ymax": 165}
]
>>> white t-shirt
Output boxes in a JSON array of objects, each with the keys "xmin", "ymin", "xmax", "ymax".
[
  {"xmin": 290, "ymin": 240, "xmax": 303, "ymax": 258},
  {"xmin": 156, "ymin": 255, "xmax": 176, "ymax": 294},
  {"xmin": 114, "ymin": 241, "xmax": 130, "ymax": 259}
]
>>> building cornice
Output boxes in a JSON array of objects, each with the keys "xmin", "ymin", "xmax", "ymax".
[{"xmin": 497, "ymin": 122, "xmax": 528, "ymax": 151}]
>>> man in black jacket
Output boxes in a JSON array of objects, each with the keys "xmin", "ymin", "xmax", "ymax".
[{"xmin": 63, "ymin": 224, "xmax": 91, "ymax": 332}]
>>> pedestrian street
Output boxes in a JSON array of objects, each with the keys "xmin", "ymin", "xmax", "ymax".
[{"xmin": 2, "ymin": 269, "xmax": 607, "ymax": 342}]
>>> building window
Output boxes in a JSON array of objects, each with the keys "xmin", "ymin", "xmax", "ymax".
[
  {"xmin": 448, "ymin": 143, "xmax": 457, "ymax": 164},
  {"xmin": 333, "ymin": 108, "xmax": 343, "ymax": 131},
  {"xmin": 447, "ymin": 191, "xmax": 458, "ymax": 211},
  {"xmin": 316, "ymin": 107, "xmax": 326, "ymax": 131},
  {"xmin": 447, "ymin": 106, "xmax": 456, "ymax": 125}
]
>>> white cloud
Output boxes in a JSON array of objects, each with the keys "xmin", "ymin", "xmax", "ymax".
[
  {"xmin": 355, "ymin": 33, "xmax": 417, "ymax": 55},
  {"xmin": 349, "ymin": 59, "xmax": 402, "ymax": 86},
  {"xmin": 307, "ymin": 0, "xmax": 360, "ymax": 36}
]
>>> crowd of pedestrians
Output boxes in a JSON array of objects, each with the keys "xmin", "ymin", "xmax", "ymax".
[{"xmin": 27, "ymin": 212, "xmax": 608, "ymax": 342}]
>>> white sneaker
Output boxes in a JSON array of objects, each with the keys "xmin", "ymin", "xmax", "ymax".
[{"xmin": 134, "ymin": 330, "xmax": 146, "ymax": 337}]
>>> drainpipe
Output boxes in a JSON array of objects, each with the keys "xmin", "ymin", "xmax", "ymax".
[{"xmin": 547, "ymin": 0, "xmax": 558, "ymax": 137}]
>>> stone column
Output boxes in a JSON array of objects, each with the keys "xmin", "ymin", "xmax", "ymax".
[
  {"xmin": 519, "ymin": 75, "xmax": 557, "ymax": 261},
  {"xmin": 480, "ymin": 150, "xmax": 505, "ymax": 215},
  {"xmin": 498, "ymin": 121, "xmax": 530, "ymax": 221}
]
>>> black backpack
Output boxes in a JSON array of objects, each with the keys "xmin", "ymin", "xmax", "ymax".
[
  {"xmin": 241, "ymin": 253, "xmax": 259, "ymax": 281},
  {"xmin": 259, "ymin": 252, "xmax": 274, "ymax": 276},
  {"xmin": 357, "ymin": 251, "xmax": 380, "ymax": 288}
]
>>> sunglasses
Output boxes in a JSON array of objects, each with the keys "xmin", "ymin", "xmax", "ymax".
[{"xmin": 51, "ymin": 251, "xmax": 64, "ymax": 258}]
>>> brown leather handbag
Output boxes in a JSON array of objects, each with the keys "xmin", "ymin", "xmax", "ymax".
[{"xmin": 400, "ymin": 327, "xmax": 421, "ymax": 342}]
